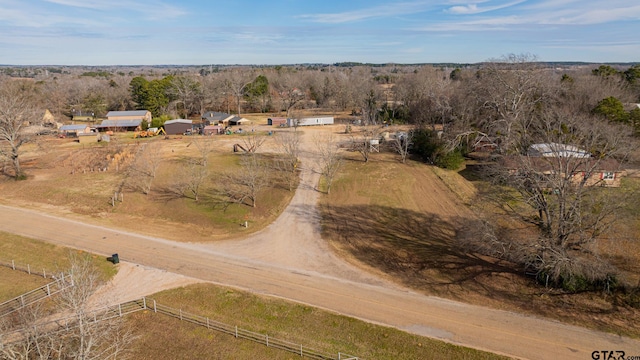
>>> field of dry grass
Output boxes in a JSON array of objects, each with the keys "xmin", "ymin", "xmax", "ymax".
[
  {"xmin": 319, "ymin": 151, "xmax": 640, "ymax": 338},
  {"xmin": 0, "ymin": 131, "xmax": 295, "ymax": 243}
]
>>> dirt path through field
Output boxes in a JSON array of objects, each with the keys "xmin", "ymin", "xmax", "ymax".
[{"xmin": 200, "ymin": 129, "xmax": 392, "ymax": 286}]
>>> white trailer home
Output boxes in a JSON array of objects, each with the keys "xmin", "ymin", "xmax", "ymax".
[{"xmin": 287, "ymin": 116, "xmax": 334, "ymax": 127}]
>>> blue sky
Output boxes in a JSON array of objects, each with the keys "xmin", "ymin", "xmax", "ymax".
[{"xmin": 0, "ymin": 0, "xmax": 638, "ymax": 65}]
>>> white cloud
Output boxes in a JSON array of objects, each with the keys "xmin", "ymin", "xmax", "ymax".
[
  {"xmin": 42, "ymin": 0, "xmax": 187, "ymax": 20},
  {"xmin": 447, "ymin": 4, "xmax": 480, "ymax": 14},
  {"xmin": 298, "ymin": 0, "xmax": 434, "ymax": 23},
  {"xmin": 419, "ymin": 0, "xmax": 640, "ymax": 32},
  {"xmin": 445, "ymin": 0, "xmax": 525, "ymax": 15}
]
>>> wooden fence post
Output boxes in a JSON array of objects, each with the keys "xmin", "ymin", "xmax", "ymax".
[
  {"xmin": 11, "ymin": 260, "xmax": 14, "ymax": 270},
  {"xmin": 266, "ymin": 335, "xmax": 269, "ymax": 347},
  {"xmin": 153, "ymin": 299, "xmax": 157, "ymax": 313},
  {"xmin": 43, "ymin": 269, "xmax": 46, "ymax": 278},
  {"xmin": 27, "ymin": 264, "xmax": 30, "ymax": 274}
]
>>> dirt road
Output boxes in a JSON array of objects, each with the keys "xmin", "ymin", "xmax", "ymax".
[{"xmin": 1, "ymin": 129, "xmax": 639, "ymax": 359}]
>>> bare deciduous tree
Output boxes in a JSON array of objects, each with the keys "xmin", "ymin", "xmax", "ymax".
[
  {"xmin": 220, "ymin": 154, "xmax": 268, "ymax": 207},
  {"xmin": 471, "ymin": 53, "xmax": 550, "ymax": 153},
  {"xmin": 240, "ymin": 131, "xmax": 268, "ymax": 154},
  {"xmin": 0, "ymin": 254, "xmax": 136, "ymax": 360},
  {"xmin": 350, "ymin": 125, "xmax": 380, "ymax": 163},
  {"xmin": 273, "ymin": 72, "xmax": 306, "ymax": 118},
  {"xmin": 0, "ymin": 79, "xmax": 39, "ymax": 179},
  {"xmin": 391, "ymin": 129, "xmax": 413, "ymax": 164},
  {"xmin": 464, "ymin": 112, "xmax": 632, "ymax": 287},
  {"xmin": 314, "ymin": 133, "xmax": 342, "ymax": 194},
  {"xmin": 173, "ymin": 158, "xmax": 209, "ymax": 202},
  {"xmin": 126, "ymin": 141, "xmax": 163, "ymax": 195},
  {"xmin": 190, "ymin": 137, "xmax": 215, "ymax": 167},
  {"xmin": 222, "ymin": 68, "xmax": 254, "ymax": 116},
  {"xmin": 273, "ymin": 131, "xmax": 301, "ymax": 192},
  {"xmin": 275, "ymin": 131, "xmax": 301, "ymax": 170},
  {"xmin": 169, "ymin": 75, "xmax": 203, "ymax": 118}
]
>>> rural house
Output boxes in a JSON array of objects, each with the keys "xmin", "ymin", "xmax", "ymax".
[
  {"xmin": 202, "ymin": 111, "xmax": 235, "ymax": 125},
  {"xmin": 501, "ymin": 143, "xmax": 624, "ymax": 187}
]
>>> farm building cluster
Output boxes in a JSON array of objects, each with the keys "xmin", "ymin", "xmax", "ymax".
[{"xmin": 55, "ymin": 110, "xmax": 336, "ymax": 141}]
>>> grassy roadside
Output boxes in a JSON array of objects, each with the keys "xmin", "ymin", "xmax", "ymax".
[
  {"xmin": 129, "ymin": 283, "xmax": 509, "ymax": 360},
  {"xmin": 0, "ymin": 231, "xmax": 117, "ymax": 301}
]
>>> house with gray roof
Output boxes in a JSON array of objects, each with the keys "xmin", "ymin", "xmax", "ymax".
[{"xmin": 106, "ymin": 110, "xmax": 152, "ymax": 123}]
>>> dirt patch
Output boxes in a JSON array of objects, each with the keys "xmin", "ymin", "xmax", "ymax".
[{"xmin": 89, "ymin": 262, "xmax": 202, "ymax": 307}]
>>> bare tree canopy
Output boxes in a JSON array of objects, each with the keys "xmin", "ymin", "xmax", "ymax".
[
  {"xmin": 464, "ymin": 111, "xmax": 633, "ymax": 288},
  {"xmin": 219, "ymin": 154, "xmax": 269, "ymax": 208},
  {"xmin": 0, "ymin": 79, "xmax": 40, "ymax": 179},
  {"xmin": 0, "ymin": 254, "xmax": 136, "ymax": 360},
  {"xmin": 314, "ymin": 133, "xmax": 342, "ymax": 194}
]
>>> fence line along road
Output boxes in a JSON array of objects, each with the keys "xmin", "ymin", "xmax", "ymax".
[
  {"xmin": 1, "ymin": 293, "xmax": 358, "ymax": 360},
  {"xmin": 0, "ymin": 275, "xmax": 73, "ymax": 318},
  {"xmin": 145, "ymin": 297, "xmax": 359, "ymax": 360},
  {"xmin": 0, "ymin": 259, "xmax": 61, "ymax": 280}
]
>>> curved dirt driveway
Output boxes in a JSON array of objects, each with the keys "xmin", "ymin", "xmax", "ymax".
[
  {"xmin": 0, "ymin": 129, "xmax": 639, "ymax": 359},
  {"xmin": 201, "ymin": 130, "xmax": 394, "ymax": 286}
]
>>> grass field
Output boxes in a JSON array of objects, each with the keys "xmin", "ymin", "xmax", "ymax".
[
  {"xmin": 0, "ymin": 134, "xmax": 296, "ymax": 243},
  {"xmin": 128, "ymin": 284, "xmax": 508, "ymax": 360},
  {"xmin": 319, "ymin": 152, "xmax": 640, "ymax": 338}
]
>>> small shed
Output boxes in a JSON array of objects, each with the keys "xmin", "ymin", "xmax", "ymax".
[
  {"xmin": 228, "ymin": 116, "xmax": 250, "ymax": 126},
  {"xmin": 203, "ymin": 125, "xmax": 223, "ymax": 135},
  {"xmin": 267, "ymin": 117, "xmax": 287, "ymax": 126},
  {"xmin": 164, "ymin": 119, "xmax": 193, "ymax": 135},
  {"xmin": 78, "ymin": 132, "xmax": 100, "ymax": 144}
]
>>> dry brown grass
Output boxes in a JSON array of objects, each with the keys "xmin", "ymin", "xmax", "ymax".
[
  {"xmin": 0, "ymin": 267, "xmax": 51, "ymax": 302},
  {"xmin": 0, "ymin": 133, "xmax": 296, "ymax": 242},
  {"xmin": 319, "ymin": 151, "xmax": 640, "ymax": 338}
]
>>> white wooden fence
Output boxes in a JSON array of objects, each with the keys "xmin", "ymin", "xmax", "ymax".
[{"xmin": 145, "ymin": 297, "xmax": 359, "ymax": 360}]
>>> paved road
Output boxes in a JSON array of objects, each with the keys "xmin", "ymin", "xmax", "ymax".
[{"xmin": 1, "ymin": 204, "xmax": 639, "ymax": 360}]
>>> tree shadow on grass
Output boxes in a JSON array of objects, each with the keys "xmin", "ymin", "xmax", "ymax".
[{"xmin": 314, "ymin": 203, "xmax": 529, "ymax": 304}]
